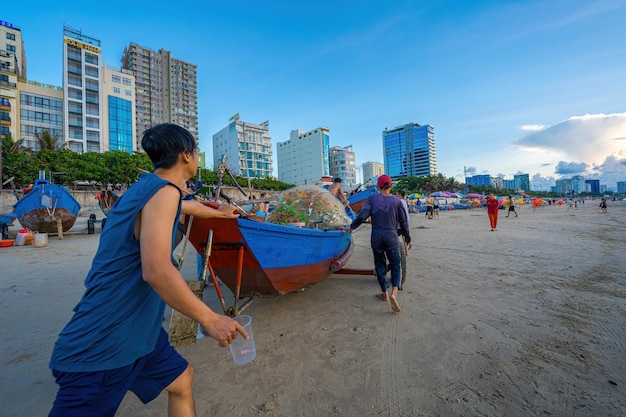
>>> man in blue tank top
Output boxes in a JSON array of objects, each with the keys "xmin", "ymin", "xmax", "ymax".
[
  {"xmin": 350, "ymin": 175, "xmax": 411, "ymax": 313},
  {"xmin": 48, "ymin": 123, "xmax": 248, "ymax": 417}
]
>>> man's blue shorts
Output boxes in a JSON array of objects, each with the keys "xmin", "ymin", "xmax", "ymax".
[{"xmin": 48, "ymin": 327, "xmax": 188, "ymax": 417}]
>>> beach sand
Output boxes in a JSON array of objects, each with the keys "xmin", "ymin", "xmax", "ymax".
[{"xmin": 1, "ymin": 201, "xmax": 624, "ymax": 416}]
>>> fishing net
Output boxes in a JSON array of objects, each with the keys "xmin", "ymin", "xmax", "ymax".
[{"xmin": 266, "ymin": 185, "xmax": 350, "ymax": 230}]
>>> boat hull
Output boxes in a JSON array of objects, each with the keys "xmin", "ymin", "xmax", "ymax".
[
  {"xmin": 348, "ymin": 185, "xmax": 378, "ymax": 214},
  {"xmin": 13, "ymin": 183, "xmax": 81, "ymax": 233},
  {"xmin": 187, "ymin": 208, "xmax": 353, "ymax": 297},
  {"xmin": 96, "ymin": 190, "xmax": 120, "ymax": 217}
]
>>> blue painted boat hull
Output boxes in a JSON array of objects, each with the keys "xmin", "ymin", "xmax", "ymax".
[
  {"xmin": 348, "ymin": 185, "xmax": 378, "ymax": 214},
  {"xmin": 187, "ymin": 206, "xmax": 353, "ymax": 297},
  {"xmin": 13, "ymin": 182, "xmax": 81, "ymax": 233}
]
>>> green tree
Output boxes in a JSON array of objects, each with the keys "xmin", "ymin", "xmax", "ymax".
[
  {"xmin": 1, "ymin": 133, "xmax": 25, "ymax": 156},
  {"xmin": 34, "ymin": 130, "xmax": 63, "ymax": 151}
]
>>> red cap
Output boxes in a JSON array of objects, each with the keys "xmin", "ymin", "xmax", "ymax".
[{"xmin": 377, "ymin": 175, "xmax": 392, "ymax": 188}]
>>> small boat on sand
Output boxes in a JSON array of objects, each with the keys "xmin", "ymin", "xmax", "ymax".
[
  {"xmin": 13, "ymin": 171, "xmax": 81, "ymax": 233},
  {"xmin": 184, "ymin": 201, "xmax": 355, "ymax": 315}
]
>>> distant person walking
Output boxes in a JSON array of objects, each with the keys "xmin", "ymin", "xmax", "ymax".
[
  {"xmin": 395, "ymin": 190, "xmax": 410, "ymax": 285},
  {"xmin": 506, "ymin": 196, "xmax": 518, "ymax": 217},
  {"xmin": 350, "ymin": 175, "xmax": 411, "ymax": 313},
  {"xmin": 599, "ymin": 197, "xmax": 608, "ymax": 213},
  {"xmin": 425, "ymin": 197, "xmax": 434, "ymax": 219},
  {"xmin": 486, "ymin": 194, "xmax": 499, "ymax": 231}
]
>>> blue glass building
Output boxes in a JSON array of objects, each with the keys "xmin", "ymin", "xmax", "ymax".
[
  {"xmin": 383, "ymin": 123, "xmax": 436, "ymax": 179},
  {"xmin": 108, "ymin": 96, "xmax": 133, "ymax": 152},
  {"xmin": 466, "ymin": 175, "xmax": 492, "ymax": 187}
]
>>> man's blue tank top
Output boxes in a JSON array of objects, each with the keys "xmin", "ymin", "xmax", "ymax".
[{"xmin": 49, "ymin": 173, "xmax": 181, "ymax": 372}]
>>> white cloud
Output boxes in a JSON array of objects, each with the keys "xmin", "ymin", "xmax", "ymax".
[{"xmin": 516, "ymin": 113, "xmax": 626, "ymax": 188}]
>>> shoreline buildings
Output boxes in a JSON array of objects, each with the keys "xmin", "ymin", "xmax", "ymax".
[
  {"xmin": 212, "ymin": 113, "xmax": 272, "ymax": 178},
  {"xmin": 361, "ymin": 161, "xmax": 384, "ymax": 185},
  {"xmin": 276, "ymin": 127, "xmax": 330, "ymax": 186},
  {"xmin": 383, "ymin": 122, "xmax": 436, "ymax": 180},
  {"xmin": 121, "ymin": 42, "xmax": 198, "ymax": 148},
  {"xmin": 62, "ymin": 25, "xmax": 103, "ymax": 153},
  {"xmin": 329, "ymin": 145, "xmax": 356, "ymax": 192}
]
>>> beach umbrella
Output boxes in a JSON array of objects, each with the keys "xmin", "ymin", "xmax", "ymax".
[
  {"xmin": 429, "ymin": 191, "xmax": 451, "ymax": 197},
  {"xmin": 465, "ymin": 193, "xmax": 484, "ymax": 199},
  {"xmin": 454, "ymin": 192, "xmax": 466, "ymax": 198},
  {"xmin": 408, "ymin": 193, "xmax": 421, "ymax": 199}
]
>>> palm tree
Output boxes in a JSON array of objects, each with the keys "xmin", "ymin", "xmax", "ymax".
[
  {"xmin": 1, "ymin": 133, "xmax": 24, "ymax": 156},
  {"xmin": 34, "ymin": 130, "xmax": 62, "ymax": 151}
]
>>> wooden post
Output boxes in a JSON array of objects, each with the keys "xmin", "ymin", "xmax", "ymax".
[{"xmin": 56, "ymin": 218, "xmax": 63, "ymax": 240}]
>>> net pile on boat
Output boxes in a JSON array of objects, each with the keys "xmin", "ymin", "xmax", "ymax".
[{"xmin": 266, "ymin": 185, "xmax": 350, "ymax": 230}]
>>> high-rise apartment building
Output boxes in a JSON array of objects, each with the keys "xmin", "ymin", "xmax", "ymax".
[
  {"xmin": 362, "ymin": 161, "xmax": 384, "ymax": 185},
  {"xmin": 0, "ymin": 19, "xmax": 26, "ymax": 79},
  {"xmin": 1, "ymin": 19, "xmax": 25, "ymax": 145},
  {"xmin": 212, "ymin": 114, "xmax": 272, "ymax": 178},
  {"xmin": 383, "ymin": 122, "xmax": 436, "ymax": 179},
  {"xmin": 329, "ymin": 145, "xmax": 356, "ymax": 192},
  {"xmin": 101, "ymin": 62, "xmax": 136, "ymax": 152},
  {"xmin": 63, "ymin": 24, "xmax": 102, "ymax": 153},
  {"xmin": 276, "ymin": 127, "xmax": 330, "ymax": 186},
  {"xmin": 121, "ymin": 42, "xmax": 198, "ymax": 147}
]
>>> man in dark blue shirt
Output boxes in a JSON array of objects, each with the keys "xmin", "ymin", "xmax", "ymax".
[{"xmin": 350, "ymin": 175, "xmax": 411, "ymax": 313}]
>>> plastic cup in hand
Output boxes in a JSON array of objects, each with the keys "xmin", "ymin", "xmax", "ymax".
[{"xmin": 229, "ymin": 315, "xmax": 256, "ymax": 365}]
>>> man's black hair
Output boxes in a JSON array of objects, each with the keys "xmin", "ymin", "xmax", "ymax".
[
  {"xmin": 142, "ymin": 123, "xmax": 196, "ymax": 170},
  {"xmin": 333, "ymin": 177, "xmax": 342, "ymax": 183}
]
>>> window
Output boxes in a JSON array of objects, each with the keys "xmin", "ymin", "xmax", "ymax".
[
  {"xmin": 122, "ymin": 77, "xmax": 131, "ymax": 86},
  {"xmin": 112, "ymin": 75, "xmax": 121, "ymax": 83},
  {"xmin": 6, "ymin": 45, "xmax": 16, "ymax": 52},
  {"xmin": 6, "ymin": 33, "xmax": 16, "ymax": 41},
  {"xmin": 125, "ymin": 89, "xmax": 132, "ymax": 97},
  {"xmin": 113, "ymin": 87, "xmax": 120, "ymax": 94}
]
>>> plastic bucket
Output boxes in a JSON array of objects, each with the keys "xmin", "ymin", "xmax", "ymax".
[
  {"xmin": 15, "ymin": 229, "xmax": 29, "ymax": 246},
  {"xmin": 35, "ymin": 232, "xmax": 48, "ymax": 248}
]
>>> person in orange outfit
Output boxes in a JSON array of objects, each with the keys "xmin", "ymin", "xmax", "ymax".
[{"xmin": 486, "ymin": 194, "xmax": 499, "ymax": 231}]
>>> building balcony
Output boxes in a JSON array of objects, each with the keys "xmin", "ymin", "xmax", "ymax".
[{"xmin": 0, "ymin": 78, "xmax": 17, "ymax": 88}]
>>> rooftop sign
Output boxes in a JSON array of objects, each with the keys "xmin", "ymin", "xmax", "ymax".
[{"xmin": 64, "ymin": 38, "xmax": 101, "ymax": 54}]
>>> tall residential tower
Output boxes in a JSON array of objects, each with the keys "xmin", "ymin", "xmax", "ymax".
[
  {"xmin": 63, "ymin": 24, "xmax": 102, "ymax": 153},
  {"xmin": 121, "ymin": 42, "xmax": 198, "ymax": 147}
]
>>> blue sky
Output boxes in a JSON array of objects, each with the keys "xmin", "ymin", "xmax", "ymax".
[{"xmin": 4, "ymin": 1, "xmax": 626, "ymax": 190}]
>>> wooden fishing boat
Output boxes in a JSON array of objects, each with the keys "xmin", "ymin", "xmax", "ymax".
[
  {"xmin": 187, "ymin": 202, "xmax": 353, "ymax": 296},
  {"xmin": 183, "ymin": 201, "xmax": 355, "ymax": 315},
  {"xmin": 95, "ymin": 190, "xmax": 120, "ymax": 217},
  {"xmin": 13, "ymin": 174, "xmax": 81, "ymax": 233},
  {"xmin": 347, "ymin": 184, "xmax": 378, "ymax": 214}
]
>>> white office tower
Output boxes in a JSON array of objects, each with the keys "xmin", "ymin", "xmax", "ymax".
[
  {"xmin": 276, "ymin": 127, "xmax": 330, "ymax": 186},
  {"xmin": 62, "ymin": 24, "xmax": 103, "ymax": 153},
  {"xmin": 329, "ymin": 145, "xmax": 357, "ymax": 192},
  {"xmin": 212, "ymin": 113, "xmax": 272, "ymax": 178}
]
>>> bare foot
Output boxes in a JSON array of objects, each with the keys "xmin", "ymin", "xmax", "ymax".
[
  {"xmin": 377, "ymin": 292, "xmax": 389, "ymax": 301},
  {"xmin": 390, "ymin": 296, "xmax": 401, "ymax": 312}
]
